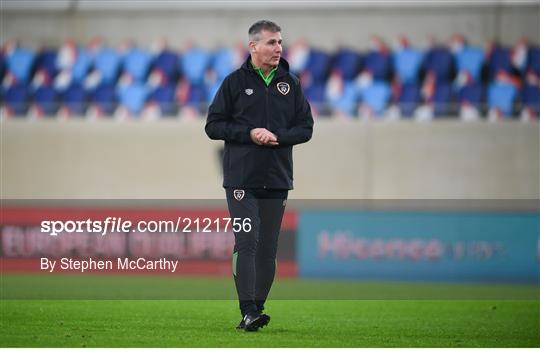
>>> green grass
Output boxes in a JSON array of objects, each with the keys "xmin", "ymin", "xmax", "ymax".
[
  {"xmin": 1, "ymin": 300, "xmax": 539, "ymax": 347},
  {"xmin": 1, "ymin": 274, "xmax": 539, "ymax": 347},
  {"xmin": 2, "ymin": 274, "xmax": 539, "ymax": 300}
]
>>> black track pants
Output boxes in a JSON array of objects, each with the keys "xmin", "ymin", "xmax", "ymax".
[{"xmin": 225, "ymin": 188, "xmax": 288, "ymax": 316}]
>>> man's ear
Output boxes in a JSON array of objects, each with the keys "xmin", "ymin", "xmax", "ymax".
[{"xmin": 249, "ymin": 41, "xmax": 257, "ymax": 53}]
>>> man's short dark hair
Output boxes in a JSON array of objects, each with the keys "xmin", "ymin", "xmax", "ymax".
[{"xmin": 248, "ymin": 20, "xmax": 281, "ymax": 41}]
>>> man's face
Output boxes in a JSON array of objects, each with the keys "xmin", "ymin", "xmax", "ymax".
[{"xmin": 251, "ymin": 30, "xmax": 283, "ymax": 68}]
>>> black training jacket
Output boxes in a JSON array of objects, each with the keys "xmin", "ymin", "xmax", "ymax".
[{"xmin": 205, "ymin": 56, "xmax": 313, "ymax": 190}]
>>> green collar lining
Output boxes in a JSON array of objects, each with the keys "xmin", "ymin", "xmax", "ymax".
[{"xmin": 251, "ymin": 61, "xmax": 278, "ymax": 86}]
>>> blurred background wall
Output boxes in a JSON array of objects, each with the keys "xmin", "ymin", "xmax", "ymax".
[
  {"xmin": 4, "ymin": 1, "xmax": 540, "ymax": 49},
  {"xmin": 2, "ymin": 119, "xmax": 539, "ymax": 199}
]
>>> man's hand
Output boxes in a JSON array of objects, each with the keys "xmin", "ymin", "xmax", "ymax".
[{"xmin": 250, "ymin": 128, "xmax": 279, "ymax": 146}]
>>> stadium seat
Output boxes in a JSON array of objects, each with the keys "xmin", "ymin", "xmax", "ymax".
[
  {"xmin": 152, "ymin": 49, "xmax": 180, "ymax": 84},
  {"xmin": 287, "ymin": 39, "xmax": 310, "ymax": 75},
  {"xmin": 488, "ymin": 46, "xmax": 512, "ymax": 79},
  {"xmin": 393, "ymin": 47, "xmax": 423, "ymax": 84},
  {"xmin": 6, "ymin": 47, "xmax": 36, "ymax": 84},
  {"xmin": 487, "ymin": 81, "xmax": 518, "ymax": 117},
  {"xmin": 150, "ymin": 83, "xmax": 178, "ymax": 116},
  {"xmin": 184, "ymin": 82, "xmax": 207, "ymax": 112},
  {"xmin": 118, "ymin": 82, "xmax": 150, "ymax": 116},
  {"xmin": 522, "ymin": 83, "xmax": 540, "ymax": 116},
  {"xmin": 396, "ymin": 83, "xmax": 421, "ymax": 117},
  {"xmin": 123, "ymin": 47, "xmax": 154, "ymax": 82},
  {"xmin": 4, "ymin": 84, "xmax": 30, "ymax": 115},
  {"xmin": 360, "ymin": 81, "xmax": 391, "ymax": 116},
  {"xmin": 526, "ymin": 47, "xmax": 540, "ymax": 75},
  {"xmin": 62, "ymin": 83, "xmax": 88, "ymax": 115},
  {"xmin": 305, "ymin": 49, "xmax": 332, "ymax": 83},
  {"xmin": 333, "ymin": 49, "xmax": 363, "ymax": 81},
  {"xmin": 363, "ymin": 50, "xmax": 391, "ymax": 81},
  {"xmin": 35, "ymin": 49, "xmax": 58, "ymax": 81},
  {"xmin": 91, "ymin": 83, "xmax": 117, "ymax": 115},
  {"xmin": 0, "ymin": 53, "xmax": 5, "ymax": 82},
  {"xmin": 212, "ymin": 48, "xmax": 235, "ymax": 80},
  {"xmin": 432, "ymin": 83, "xmax": 453, "ymax": 116},
  {"xmin": 329, "ymin": 82, "xmax": 359, "ymax": 117},
  {"xmin": 457, "ymin": 82, "xmax": 483, "ymax": 110},
  {"xmin": 304, "ymin": 81, "xmax": 327, "ymax": 106},
  {"xmin": 94, "ymin": 47, "xmax": 122, "ymax": 84},
  {"xmin": 180, "ymin": 47, "xmax": 211, "ymax": 85},
  {"xmin": 206, "ymin": 79, "xmax": 223, "ymax": 105},
  {"xmin": 33, "ymin": 85, "xmax": 58, "ymax": 115},
  {"xmin": 423, "ymin": 47, "xmax": 454, "ymax": 83},
  {"xmin": 455, "ymin": 46, "xmax": 485, "ymax": 82},
  {"xmin": 71, "ymin": 48, "xmax": 94, "ymax": 83}
]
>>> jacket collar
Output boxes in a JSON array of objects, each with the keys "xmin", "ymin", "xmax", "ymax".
[{"xmin": 241, "ymin": 56, "xmax": 290, "ymax": 79}]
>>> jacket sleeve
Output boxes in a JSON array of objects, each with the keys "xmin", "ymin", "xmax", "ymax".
[
  {"xmin": 205, "ymin": 76, "xmax": 252, "ymax": 144},
  {"xmin": 274, "ymin": 78, "xmax": 314, "ymax": 146}
]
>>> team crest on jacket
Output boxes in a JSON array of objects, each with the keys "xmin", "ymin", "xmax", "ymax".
[
  {"xmin": 233, "ymin": 189, "xmax": 245, "ymax": 201},
  {"xmin": 277, "ymin": 82, "xmax": 290, "ymax": 95},
  {"xmin": 245, "ymin": 89, "xmax": 253, "ymax": 95}
]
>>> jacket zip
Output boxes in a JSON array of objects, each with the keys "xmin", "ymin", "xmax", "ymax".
[
  {"xmin": 265, "ymin": 86, "xmax": 269, "ymax": 129},
  {"xmin": 263, "ymin": 86, "xmax": 270, "ymax": 189}
]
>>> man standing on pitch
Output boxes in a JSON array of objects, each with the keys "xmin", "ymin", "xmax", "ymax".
[{"xmin": 205, "ymin": 20, "xmax": 313, "ymax": 331}]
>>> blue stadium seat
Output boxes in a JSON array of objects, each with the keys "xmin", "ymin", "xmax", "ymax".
[
  {"xmin": 206, "ymin": 79, "xmax": 223, "ymax": 104},
  {"xmin": 153, "ymin": 50, "xmax": 179, "ymax": 83},
  {"xmin": 396, "ymin": 83, "xmax": 420, "ymax": 117},
  {"xmin": 91, "ymin": 83, "xmax": 117, "ymax": 115},
  {"xmin": 457, "ymin": 83, "xmax": 483, "ymax": 109},
  {"xmin": 522, "ymin": 83, "xmax": 540, "ymax": 116},
  {"xmin": 123, "ymin": 47, "xmax": 154, "ymax": 82},
  {"xmin": 6, "ymin": 47, "xmax": 36, "ymax": 84},
  {"xmin": 363, "ymin": 51, "xmax": 391, "ymax": 81},
  {"xmin": 33, "ymin": 85, "xmax": 58, "ymax": 115},
  {"xmin": 333, "ymin": 49, "xmax": 362, "ymax": 81},
  {"xmin": 488, "ymin": 81, "xmax": 517, "ymax": 117},
  {"xmin": 360, "ymin": 81, "xmax": 391, "ymax": 115},
  {"xmin": 94, "ymin": 48, "xmax": 122, "ymax": 84},
  {"xmin": 424, "ymin": 47, "xmax": 454, "ymax": 83},
  {"xmin": 304, "ymin": 82, "xmax": 327, "ymax": 105},
  {"xmin": 432, "ymin": 83, "xmax": 453, "ymax": 116},
  {"xmin": 305, "ymin": 49, "xmax": 332, "ymax": 83},
  {"xmin": 118, "ymin": 82, "xmax": 150, "ymax": 115},
  {"xmin": 212, "ymin": 48, "xmax": 235, "ymax": 80},
  {"xmin": 71, "ymin": 48, "xmax": 94, "ymax": 83},
  {"xmin": 4, "ymin": 84, "xmax": 30, "ymax": 115},
  {"xmin": 286, "ymin": 39, "xmax": 310, "ymax": 75},
  {"xmin": 393, "ymin": 47, "xmax": 423, "ymax": 84},
  {"xmin": 62, "ymin": 83, "xmax": 88, "ymax": 115},
  {"xmin": 488, "ymin": 46, "xmax": 512, "ymax": 79},
  {"xmin": 35, "ymin": 49, "xmax": 58, "ymax": 80},
  {"xmin": 329, "ymin": 82, "xmax": 359, "ymax": 116},
  {"xmin": 150, "ymin": 84, "xmax": 177, "ymax": 116},
  {"xmin": 527, "ymin": 47, "xmax": 540, "ymax": 75},
  {"xmin": 184, "ymin": 83, "xmax": 207, "ymax": 112},
  {"xmin": 180, "ymin": 48, "xmax": 211, "ymax": 85},
  {"xmin": 304, "ymin": 81, "xmax": 330, "ymax": 115},
  {"xmin": 455, "ymin": 46, "xmax": 485, "ymax": 82},
  {"xmin": 0, "ymin": 53, "xmax": 5, "ymax": 83}
]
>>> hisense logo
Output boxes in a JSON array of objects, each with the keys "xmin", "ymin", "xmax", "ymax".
[{"xmin": 317, "ymin": 231, "xmax": 505, "ymax": 261}]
